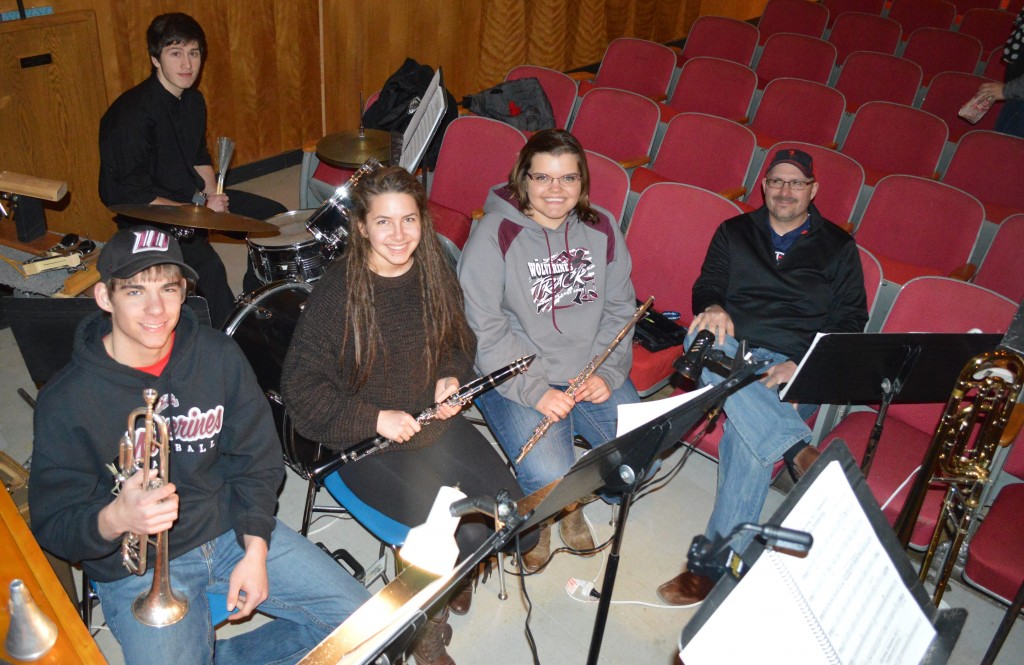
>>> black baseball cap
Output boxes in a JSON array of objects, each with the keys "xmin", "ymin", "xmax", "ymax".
[
  {"xmin": 97, "ymin": 226, "xmax": 199, "ymax": 282},
  {"xmin": 766, "ymin": 148, "xmax": 814, "ymax": 179}
]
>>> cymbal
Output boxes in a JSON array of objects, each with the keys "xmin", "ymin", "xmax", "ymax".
[
  {"xmin": 110, "ymin": 204, "xmax": 278, "ymax": 234},
  {"xmin": 316, "ymin": 128, "xmax": 390, "ymax": 168}
]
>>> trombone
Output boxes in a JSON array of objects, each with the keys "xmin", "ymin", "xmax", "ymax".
[
  {"xmin": 894, "ymin": 348, "xmax": 1024, "ymax": 604},
  {"xmin": 117, "ymin": 388, "xmax": 190, "ymax": 626}
]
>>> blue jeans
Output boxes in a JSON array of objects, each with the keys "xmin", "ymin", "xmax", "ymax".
[
  {"xmin": 96, "ymin": 520, "xmax": 370, "ymax": 665},
  {"xmin": 477, "ymin": 379, "xmax": 641, "ymax": 494},
  {"xmin": 996, "ymin": 98, "xmax": 1024, "ymax": 139},
  {"xmin": 690, "ymin": 333, "xmax": 816, "ymax": 543}
]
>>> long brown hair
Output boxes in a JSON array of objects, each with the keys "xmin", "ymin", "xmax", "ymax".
[
  {"xmin": 341, "ymin": 166, "xmax": 474, "ymax": 389},
  {"xmin": 507, "ymin": 129, "xmax": 600, "ymax": 224}
]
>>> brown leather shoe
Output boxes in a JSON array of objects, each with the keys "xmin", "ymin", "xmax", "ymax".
[
  {"xmin": 791, "ymin": 445, "xmax": 821, "ymax": 481},
  {"xmin": 521, "ymin": 524, "xmax": 551, "ymax": 572},
  {"xmin": 447, "ymin": 575, "xmax": 473, "ymax": 616},
  {"xmin": 657, "ymin": 571, "xmax": 715, "ymax": 606},
  {"xmin": 558, "ymin": 503, "xmax": 596, "ymax": 553}
]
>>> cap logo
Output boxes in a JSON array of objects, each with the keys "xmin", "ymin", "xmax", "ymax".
[{"xmin": 131, "ymin": 230, "xmax": 170, "ymax": 254}]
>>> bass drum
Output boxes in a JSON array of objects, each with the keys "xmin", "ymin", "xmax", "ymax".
[{"xmin": 223, "ymin": 281, "xmax": 338, "ymax": 477}]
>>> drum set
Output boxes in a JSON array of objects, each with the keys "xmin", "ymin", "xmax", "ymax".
[{"xmin": 110, "ymin": 158, "xmax": 385, "ymax": 478}]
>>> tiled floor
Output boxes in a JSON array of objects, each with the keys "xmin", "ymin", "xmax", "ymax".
[{"xmin": 1, "ymin": 165, "xmax": 1020, "ymax": 664}]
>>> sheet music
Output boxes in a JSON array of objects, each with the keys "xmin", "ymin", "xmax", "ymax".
[
  {"xmin": 616, "ymin": 385, "xmax": 714, "ymax": 436},
  {"xmin": 681, "ymin": 461, "xmax": 936, "ymax": 665},
  {"xmin": 778, "ymin": 332, "xmax": 825, "ymax": 401},
  {"xmin": 399, "ymin": 68, "xmax": 447, "ymax": 173}
]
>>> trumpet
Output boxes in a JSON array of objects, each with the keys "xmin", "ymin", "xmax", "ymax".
[{"xmin": 116, "ymin": 388, "xmax": 189, "ymax": 626}]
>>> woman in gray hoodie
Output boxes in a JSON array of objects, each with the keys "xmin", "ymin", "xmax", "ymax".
[{"xmin": 458, "ymin": 129, "xmax": 640, "ymax": 571}]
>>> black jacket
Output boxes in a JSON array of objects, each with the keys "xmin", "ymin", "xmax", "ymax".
[
  {"xmin": 692, "ymin": 204, "xmax": 868, "ymax": 361},
  {"xmin": 28, "ymin": 308, "xmax": 283, "ymax": 582},
  {"xmin": 99, "ymin": 74, "xmax": 211, "ymax": 206}
]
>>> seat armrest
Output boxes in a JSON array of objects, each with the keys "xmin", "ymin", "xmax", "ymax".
[
  {"xmin": 718, "ymin": 186, "xmax": 747, "ymax": 201},
  {"xmin": 569, "ymin": 71, "xmax": 596, "ymax": 83},
  {"xmin": 618, "ymin": 155, "xmax": 651, "ymax": 169},
  {"xmin": 948, "ymin": 263, "xmax": 977, "ymax": 281}
]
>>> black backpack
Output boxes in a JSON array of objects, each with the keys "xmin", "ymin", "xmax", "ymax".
[
  {"xmin": 362, "ymin": 58, "xmax": 458, "ymax": 170},
  {"xmin": 462, "ymin": 78, "xmax": 556, "ymax": 132}
]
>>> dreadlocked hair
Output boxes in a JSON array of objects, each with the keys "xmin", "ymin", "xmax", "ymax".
[{"xmin": 341, "ymin": 166, "xmax": 474, "ymax": 391}]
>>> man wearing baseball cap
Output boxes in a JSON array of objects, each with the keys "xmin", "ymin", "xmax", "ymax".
[
  {"xmin": 29, "ymin": 226, "xmax": 369, "ymax": 664},
  {"xmin": 656, "ymin": 149, "xmax": 868, "ymax": 606}
]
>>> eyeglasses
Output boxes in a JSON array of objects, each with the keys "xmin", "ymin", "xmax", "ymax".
[
  {"xmin": 764, "ymin": 177, "xmax": 815, "ymax": 191},
  {"xmin": 527, "ymin": 173, "xmax": 581, "ymax": 187}
]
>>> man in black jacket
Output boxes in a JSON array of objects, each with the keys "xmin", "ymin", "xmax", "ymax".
[
  {"xmin": 99, "ymin": 13, "xmax": 285, "ymax": 327},
  {"xmin": 657, "ymin": 149, "xmax": 868, "ymax": 606},
  {"xmin": 29, "ymin": 227, "xmax": 368, "ymax": 664}
]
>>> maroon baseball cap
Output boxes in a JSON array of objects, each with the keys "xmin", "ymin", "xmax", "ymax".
[
  {"xmin": 98, "ymin": 226, "xmax": 199, "ymax": 282},
  {"xmin": 766, "ymin": 148, "xmax": 814, "ymax": 179}
]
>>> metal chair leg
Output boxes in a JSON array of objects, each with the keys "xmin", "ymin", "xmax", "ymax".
[
  {"xmin": 301, "ymin": 477, "xmax": 318, "ymax": 536},
  {"xmin": 496, "ymin": 552, "xmax": 508, "ymax": 601}
]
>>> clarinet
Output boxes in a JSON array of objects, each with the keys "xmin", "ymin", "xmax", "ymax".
[
  {"xmin": 514, "ymin": 296, "xmax": 654, "ymax": 464},
  {"xmin": 336, "ymin": 354, "xmax": 536, "ymax": 465}
]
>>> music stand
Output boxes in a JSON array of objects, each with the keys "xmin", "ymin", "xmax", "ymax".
[
  {"xmin": 519, "ymin": 357, "xmax": 765, "ymax": 665},
  {"xmin": 395, "ymin": 67, "xmax": 448, "ymax": 174},
  {"xmin": 778, "ymin": 332, "xmax": 1002, "ymax": 476},
  {"xmin": 680, "ymin": 442, "xmax": 966, "ymax": 665},
  {"xmin": 301, "ymin": 358, "xmax": 764, "ymax": 665}
]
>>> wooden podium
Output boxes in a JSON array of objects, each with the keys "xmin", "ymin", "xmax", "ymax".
[{"xmin": 0, "ymin": 489, "xmax": 106, "ymax": 664}]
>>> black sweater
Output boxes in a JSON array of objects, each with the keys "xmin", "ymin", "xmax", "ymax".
[
  {"xmin": 99, "ymin": 74, "xmax": 211, "ymax": 206},
  {"xmin": 691, "ymin": 205, "xmax": 868, "ymax": 361},
  {"xmin": 281, "ymin": 257, "xmax": 477, "ymax": 451},
  {"xmin": 28, "ymin": 308, "xmax": 283, "ymax": 582}
]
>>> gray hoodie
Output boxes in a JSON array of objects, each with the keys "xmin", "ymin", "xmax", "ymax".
[{"xmin": 458, "ymin": 185, "xmax": 636, "ymax": 409}]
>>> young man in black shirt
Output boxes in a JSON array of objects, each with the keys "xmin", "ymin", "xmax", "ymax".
[{"xmin": 99, "ymin": 13, "xmax": 286, "ymax": 327}]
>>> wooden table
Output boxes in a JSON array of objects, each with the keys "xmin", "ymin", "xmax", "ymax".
[{"xmin": 0, "ymin": 490, "xmax": 106, "ymax": 664}]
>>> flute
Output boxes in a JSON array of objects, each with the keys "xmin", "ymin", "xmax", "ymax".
[
  {"xmin": 336, "ymin": 354, "xmax": 536, "ymax": 465},
  {"xmin": 514, "ymin": 296, "xmax": 654, "ymax": 464}
]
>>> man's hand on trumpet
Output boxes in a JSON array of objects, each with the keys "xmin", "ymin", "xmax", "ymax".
[{"xmin": 97, "ymin": 471, "xmax": 178, "ymax": 541}]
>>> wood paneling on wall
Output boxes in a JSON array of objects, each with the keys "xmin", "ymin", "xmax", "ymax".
[
  {"xmin": 1, "ymin": 0, "xmax": 767, "ymax": 241},
  {"xmin": 2, "ymin": 0, "xmax": 321, "ymax": 167},
  {"xmin": 0, "ymin": 11, "xmax": 112, "ymax": 239},
  {"xmin": 321, "ymin": 0, "xmax": 704, "ymax": 135}
]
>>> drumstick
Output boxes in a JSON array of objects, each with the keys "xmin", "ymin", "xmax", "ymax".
[{"xmin": 215, "ymin": 137, "xmax": 235, "ymax": 195}]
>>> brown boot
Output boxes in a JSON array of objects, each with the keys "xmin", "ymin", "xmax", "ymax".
[
  {"xmin": 516, "ymin": 482, "xmax": 556, "ymax": 572},
  {"xmin": 447, "ymin": 573, "xmax": 474, "ymax": 616},
  {"xmin": 558, "ymin": 502, "xmax": 596, "ymax": 554},
  {"xmin": 411, "ymin": 606, "xmax": 455, "ymax": 665},
  {"xmin": 520, "ymin": 524, "xmax": 551, "ymax": 571}
]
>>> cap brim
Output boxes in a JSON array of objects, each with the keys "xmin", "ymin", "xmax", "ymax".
[{"xmin": 104, "ymin": 257, "xmax": 199, "ymax": 283}]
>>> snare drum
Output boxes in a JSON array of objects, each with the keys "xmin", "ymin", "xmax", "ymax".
[
  {"xmin": 305, "ymin": 158, "xmax": 384, "ymax": 251},
  {"xmin": 223, "ymin": 281, "xmax": 338, "ymax": 476},
  {"xmin": 247, "ymin": 210, "xmax": 331, "ymax": 284}
]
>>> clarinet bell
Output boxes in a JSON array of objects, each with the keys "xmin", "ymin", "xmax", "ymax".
[{"xmin": 5, "ymin": 579, "xmax": 58, "ymax": 661}]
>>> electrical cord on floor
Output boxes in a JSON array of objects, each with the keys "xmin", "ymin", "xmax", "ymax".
[{"xmin": 515, "ymin": 533, "xmax": 542, "ymax": 665}]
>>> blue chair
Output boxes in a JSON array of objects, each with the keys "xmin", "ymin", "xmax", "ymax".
[
  {"xmin": 83, "ymin": 577, "xmax": 234, "ymax": 628},
  {"xmin": 304, "ymin": 440, "xmax": 509, "ymax": 598}
]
